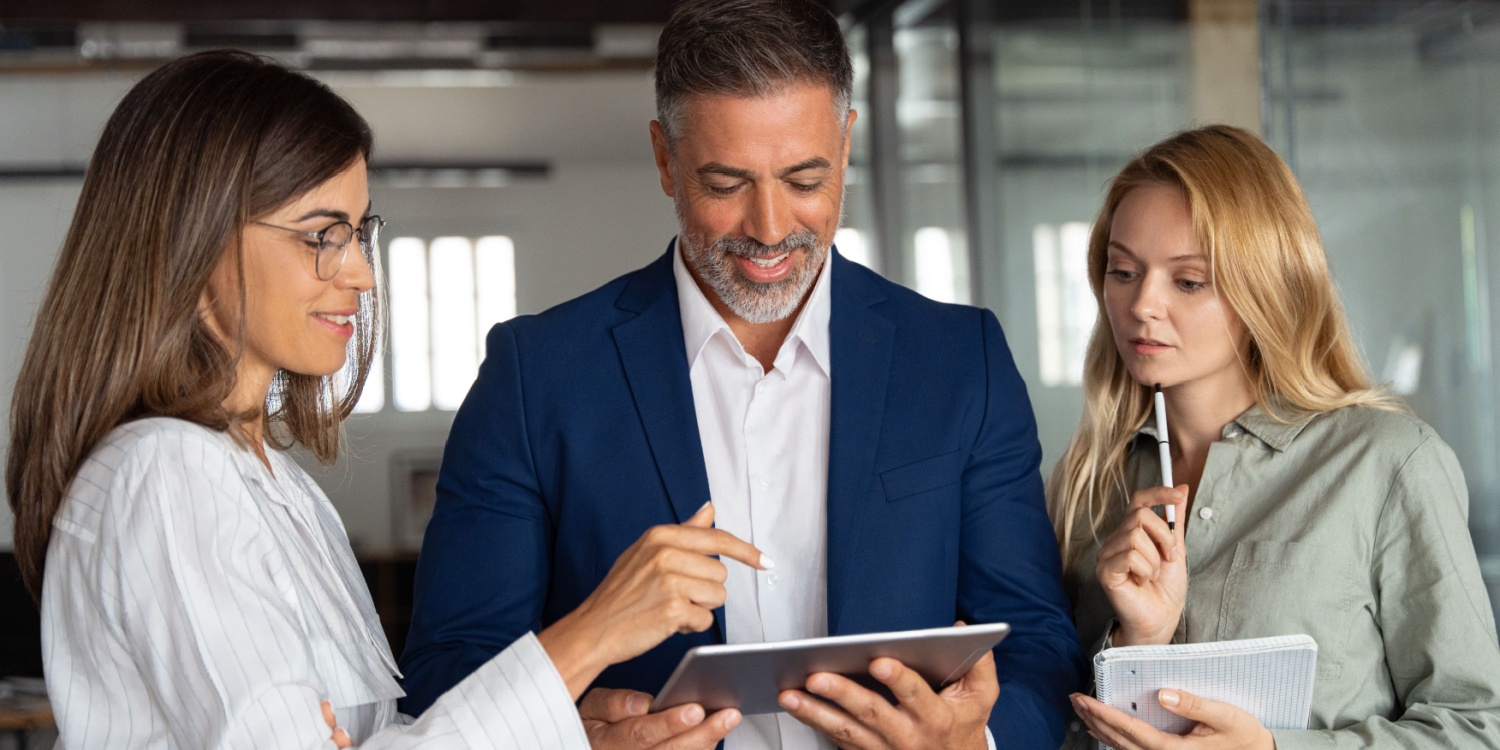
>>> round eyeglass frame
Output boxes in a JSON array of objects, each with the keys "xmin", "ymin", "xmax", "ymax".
[{"xmin": 255, "ymin": 215, "xmax": 385, "ymax": 280}]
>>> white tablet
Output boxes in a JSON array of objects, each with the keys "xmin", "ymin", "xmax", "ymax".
[{"xmin": 650, "ymin": 623, "xmax": 1010, "ymax": 716}]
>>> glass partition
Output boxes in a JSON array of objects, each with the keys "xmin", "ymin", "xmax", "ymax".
[
  {"xmin": 1263, "ymin": 0, "xmax": 1500, "ymax": 614},
  {"xmin": 849, "ymin": 0, "xmax": 1500, "ymax": 626}
]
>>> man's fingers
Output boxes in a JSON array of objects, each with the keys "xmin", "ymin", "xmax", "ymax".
[
  {"xmin": 870, "ymin": 657, "xmax": 941, "ymax": 714},
  {"xmin": 611, "ymin": 703, "xmax": 708, "ymax": 748},
  {"xmin": 779, "ymin": 689, "xmax": 886, "ymax": 750},
  {"xmin": 946, "ymin": 650, "xmax": 998, "ymax": 701},
  {"xmin": 321, "ymin": 701, "xmax": 337, "ymax": 729},
  {"xmin": 579, "ymin": 687, "xmax": 653, "ymax": 722},
  {"xmin": 655, "ymin": 709, "xmax": 743, "ymax": 750}
]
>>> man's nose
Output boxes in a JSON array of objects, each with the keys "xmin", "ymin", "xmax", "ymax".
[{"xmin": 744, "ymin": 184, "xmax": 792, "ymax": 246}]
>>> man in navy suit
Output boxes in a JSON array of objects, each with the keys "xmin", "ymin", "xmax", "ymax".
[{"xmin": 400, "ymin": 0, "xmax": 1082, "ymax": 747}]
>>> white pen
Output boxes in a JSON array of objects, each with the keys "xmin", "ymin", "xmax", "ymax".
[{"xmin": 1153, "ymin": 384, "xmax": 1177, "ymax": 531}]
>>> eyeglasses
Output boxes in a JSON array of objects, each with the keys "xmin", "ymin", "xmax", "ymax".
[{"xmin": 255, "ymin": 215, "xmax": 385, "ymax": 280}]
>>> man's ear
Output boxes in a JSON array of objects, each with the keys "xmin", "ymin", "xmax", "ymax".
[
  {"xmin": 841, "ymin": 109, "xmax": 858, "ymax": 170},
  {"xmin": 649, "ymin": 120, "xmax": 676, "ymax": 198}
]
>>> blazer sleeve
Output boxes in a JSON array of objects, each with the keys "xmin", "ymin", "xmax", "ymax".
[
  {"xmin": 958, "ymin": 309, "xmax": 1085, "ymax": 749},
  {"xmin": 400, "ymin": 322, "xmax": 555, "ymax": 716}
]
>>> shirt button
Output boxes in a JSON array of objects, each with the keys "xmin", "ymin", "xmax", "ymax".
[
  {"xmin": 757, "ymin": 474, "xmax": 769, "ymax": 488},
  {"xmin": 1070, "ymin": 721, "xmax": 1082, "ymax": 733},
  {"xmin": 755, "ymin": 381, "xmax": 767, "ymax": 394},
  {"xmin": 1199, "ymin": 507, "xmax": 1214, "ymax": 520},
  {"xmin": 767, "ymin": 573, "xmax": 780, "ymax": 587}
]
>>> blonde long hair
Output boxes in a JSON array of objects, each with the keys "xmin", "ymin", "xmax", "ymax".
[{"xmin": 1048, "ymin": 125, "xmax": 1402, "ymax": 570}]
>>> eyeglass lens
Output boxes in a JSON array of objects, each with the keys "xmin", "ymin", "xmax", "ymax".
[{"xmin": 314, "ymin": 218, "xmax": 382, "ymax": 279}]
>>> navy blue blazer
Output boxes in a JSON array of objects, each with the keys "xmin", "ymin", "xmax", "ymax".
[{"xmin": 400, "ymin": 246, "xmax": 1083, "ymax": 747}]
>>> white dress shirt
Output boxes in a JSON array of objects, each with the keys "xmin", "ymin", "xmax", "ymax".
[
  {"xmin": 674, "ymin": 248, "xmax": 999, "ymax": 750},
  {"xmin": 674, "ymin": 247, "xmax": 835, "ymax": 750},
  {"xmin": 42, "ymin": 417, "xmax": 588, "ymax": 749}
]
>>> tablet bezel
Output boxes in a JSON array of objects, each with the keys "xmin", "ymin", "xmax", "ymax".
[{"xmin": 649, "ymin": 622, "xmax": 1011, "ymax": 716}]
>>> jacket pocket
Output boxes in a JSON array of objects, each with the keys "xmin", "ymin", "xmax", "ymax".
[{"xmin": 880, "ymin": 450, "xmax": 961, "ymax": 502}]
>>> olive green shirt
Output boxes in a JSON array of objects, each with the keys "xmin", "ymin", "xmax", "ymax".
[{"xmin": 1062, "ymin": 404, "xmax": 1500, "ymax": 749}]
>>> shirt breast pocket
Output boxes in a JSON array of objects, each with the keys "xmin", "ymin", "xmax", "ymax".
[
  {"xmin": 1216, "ymin": 540, "xmax": 1357, "ymax": 680},
  {"xmin": 880, "ymin": 450, "xmax": 961, "ymax": 503}
]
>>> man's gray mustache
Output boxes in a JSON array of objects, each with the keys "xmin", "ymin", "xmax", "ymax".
[{"xmin": 714, "ymin": 233, "xmax": 820, "ymax": 260}]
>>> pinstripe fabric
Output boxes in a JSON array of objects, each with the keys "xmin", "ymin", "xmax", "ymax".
[{"xmin": 42, "ymin": 417, "xmax": 589, "ymax": 749}]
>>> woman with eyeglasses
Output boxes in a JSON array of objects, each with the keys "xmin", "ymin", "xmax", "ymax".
[{"xmin": 6, "ymin": 50, "xmax": 754, "ymax": 749}]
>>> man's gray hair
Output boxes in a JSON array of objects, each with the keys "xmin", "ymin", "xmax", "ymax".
[{"xmin": 654, "ymin": 0, "xmax": 854, "ymax": 147}]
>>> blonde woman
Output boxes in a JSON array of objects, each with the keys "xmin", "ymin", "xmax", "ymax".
[{"xmin": 1052, "ymin": 125, "xmax": 1500, "ymax": 749}]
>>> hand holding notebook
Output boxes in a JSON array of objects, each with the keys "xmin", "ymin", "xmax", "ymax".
[{"xmin": 1072, "ymin": 634, "xmax": 1317, "ymax": 750}]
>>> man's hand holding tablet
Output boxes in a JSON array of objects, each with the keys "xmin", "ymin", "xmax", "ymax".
[
  {"xmin": 777, "ymin": 622, "xmax": 999, "ymax": 750},
  {"xmin": 648, "ymin": 622, "xmax": 1006, "ymax": 750}
]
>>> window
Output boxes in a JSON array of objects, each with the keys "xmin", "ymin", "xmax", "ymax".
[
  {"xmin": 914, "ymin": 226, "xmax": 958, "ymax": 303},
  {"xmin": 1034, "ymin": 222, "xmax": 1096, "ymax": 387},
  {"xmin": 834, "ymin": 227, "xmax": 873, "ymax": 268},
  {"xmin": 367, "ymin": 235, "xmax": 517, "ymax": 413}
]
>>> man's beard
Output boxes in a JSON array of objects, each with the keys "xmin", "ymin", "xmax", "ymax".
[{"xmin": 676, "ymin": 215, "xmax": 830, "ymax": 325}]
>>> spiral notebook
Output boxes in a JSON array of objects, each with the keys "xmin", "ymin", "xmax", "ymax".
[{"xmin": 1094, "ymin": 634, "xmax": 1317, "ymax": 744}]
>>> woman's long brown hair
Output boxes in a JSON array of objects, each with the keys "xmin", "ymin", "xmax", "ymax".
[{"xmin": 6, "ymin": 50, "xmax": 379, "ymax": 601}]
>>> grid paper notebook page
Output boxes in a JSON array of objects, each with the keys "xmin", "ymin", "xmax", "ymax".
[{"xmin": 1094, "ymin": 634, "xmax": 1317, "ymax": 743}]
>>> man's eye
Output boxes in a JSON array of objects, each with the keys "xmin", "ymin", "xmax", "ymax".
[{"xmin": 790, "ymin": 182, "xmax": 820, "ymax": 193}]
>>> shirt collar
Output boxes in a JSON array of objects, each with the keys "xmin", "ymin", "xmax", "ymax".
[
  {"xmin": 1136, "ymin": 398, "xmax": 1315, "ymax": 452},
  {"xmin": 671, "ymin": 237, "xmax": 833, "ymax": 376}
]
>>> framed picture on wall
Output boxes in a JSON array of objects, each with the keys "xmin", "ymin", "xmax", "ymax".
[{"xmin": 389, "ymin": 449, "xmax": 444, "ymax": 553}]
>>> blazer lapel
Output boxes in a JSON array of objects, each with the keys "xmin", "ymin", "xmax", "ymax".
[
  {"xmin": 825, "ymin": 253, "xmax": 895, "ymax": 635},
  {"xmin": 611, "ymin": 245, "xmax": 725, "ymax": 640}
]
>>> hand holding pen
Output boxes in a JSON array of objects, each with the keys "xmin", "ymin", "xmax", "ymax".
[{"xmin": 1093, "ymin": 384, "xmax": 1191, "ymax": 647}]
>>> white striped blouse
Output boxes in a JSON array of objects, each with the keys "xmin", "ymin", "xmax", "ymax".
[{"xmin": 42, "ymin": 417, "xmax": 589, "ymax": 749}]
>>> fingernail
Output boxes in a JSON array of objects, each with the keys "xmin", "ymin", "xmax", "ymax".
[
  {"xmin": 808, "ymin": 675, "xmax": 829, "ymax": 694},
  {"xmin": 780, "ymin": 693, "xmax": 801, "ymax": 710},
  {"xmin": 1173, "ymin": 545, "xmax": 1182, "ymax": 558},
  {"xmin": 626, "ymin": 693, "xmax": 649, "ymax": 716},
  {"xmin": 1074, "ymin": 698, "xmax": 1090, "ymax": 715},
  {"xmin": 871, "ymin": 660, "xmax": 893, "ymax": 680},
  {"xmin": 1159, "ymin": 689, "xmax": 1179, "ymax": 707},
  {"xmin": 683, "ymin": 704, "xmax": 705, "ymax": 724},
  {"xmin": 759, "ymin": 553, "xmax": 776, "ymax": 570},
  {"xmin": 724, "ymin": 710, "xmax": 742, "ymax": 730}
]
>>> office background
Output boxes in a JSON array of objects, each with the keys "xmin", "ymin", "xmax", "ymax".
[{"xmin": 1, "ymin": 1, "xmax": 1498, "ymax": 743}]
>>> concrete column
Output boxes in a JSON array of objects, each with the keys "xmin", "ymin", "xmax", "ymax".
[{"xmin": 1190, "ymin": 0, "xmax": 1261, "ymax": 134}]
